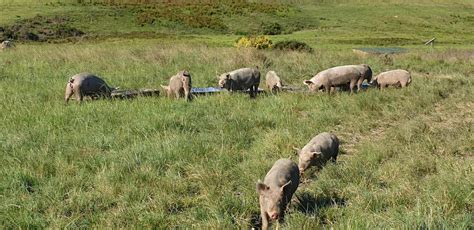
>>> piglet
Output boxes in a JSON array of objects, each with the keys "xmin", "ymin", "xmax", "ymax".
[{"xmin": 256, "ymin": 158, "xmax": 300, "ymax": 230}]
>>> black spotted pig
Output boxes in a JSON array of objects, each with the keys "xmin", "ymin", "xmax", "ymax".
[
  {"xmin": 64, "ymin": 73, "xmax": 113, "ymax": 104},
  {"xmin": 256, "ymin": 158, "xmax": 300, "ymax": 230},
  {"xmin": 218, "ymin": 67, "xmax": 260, "ymax": 98}
]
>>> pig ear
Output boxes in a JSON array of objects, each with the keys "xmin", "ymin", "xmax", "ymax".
[
  {"xmin": 280, "ymin": 180, "xmax": 292, "ymax": 192},
  {"xmin": 311, "ymin": 151, "xmax": 322, "ymax": 158},
  {"xmin": 256, "ymin": 181, "xmax": 269, "ymax": 194},
  {"xmin": 303, "ymin": 80, "xmax": 313, "ymax": 85},
  {"xmin": 292, "ymin": 147, "xmax": 301, "ymax": 155},
  {"xmin": 226, "ymin": 74, "xmax": 231, "ymax": 80}
]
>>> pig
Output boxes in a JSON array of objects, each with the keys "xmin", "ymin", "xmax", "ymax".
[
  {"xmin": 161, "ymin": 70, "xmax": 193, "ymax": 101},
  {"xmin": 294, "ymin": 132, "xmax": 339, "ymax": 174},
  {"xmin": 256, "ymin": 158, "xmax": 300, "ymax": 230},
  {"xmin": 218, "ymin": 67, "xmax": 260, "ymax": 98},
  {"xmin": 354, "ymin": 64, "xmax": 372, "ymax": 84},
  {"xmin": 371, "ymin": 69, "xmax": 411, "ymax": 89},
  {"xmin": 64, "ymin": 73, "xmax": 114, "ymax": 104},
  {"xmin": 265, "ymin": 71, "xmax": 282, "ymax": 93},
  {"xmin": 303, "ymin": 64, "xmax": 372, "ymax": 94},
  {"xmin": 1, "ymin": 40, "xmax": 15, "ymax": 49}
]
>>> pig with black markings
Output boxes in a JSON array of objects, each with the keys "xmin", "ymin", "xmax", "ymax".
[
  {"xmin": 64, "ymin": 72, "xmax": 114, "ymax": 104},
  {"xmin": 218, "ymin": 67, "xmax": 260, "ymax": 98}
]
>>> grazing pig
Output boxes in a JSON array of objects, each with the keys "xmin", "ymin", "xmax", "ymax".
[
  {"xmin": 64, "ymin": 73, "xmax": 114, "ymax": 104},
  {"xmin": 161, "ymin": 70, "xmax": 193, "ymax": 101},
  {"xmin": 265, "ymin": 71, "xmax": 282, "ymax": 93},
  {"xmin": 294, "ymin": 132, "xmax": 339, "ymax": 174},
  {"xmin": 1, "ymin": 40, "xmax": 15, "ymax": 49},
  {"xmin": 218, "ymin": 67, "xmax": 260, "ymax": 98},
  {"xmin": 303, "ymin": 64, "xmax": 372, "ymax": 94},
  {"xmin": 256, "ymin": 159, "xmax": 300, "ymax": 230},
  {"xmin": 371, "ymin": 69, "xmax": 411, "ymax": 89}
]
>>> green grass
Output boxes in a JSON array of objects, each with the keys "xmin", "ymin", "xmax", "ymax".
[
  {"xmin": 0, "ymin": 0, "xmax": 473, "ymax": 228},
  {"xmin": 1, "ymin": 1, "xmax": 473, "ymax": 45}
]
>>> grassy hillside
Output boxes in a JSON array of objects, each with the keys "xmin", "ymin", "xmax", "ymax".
[
  {"xmin": 0, "ymin": 0, "xmax": 473, "ymax": 229},
  {"xmin": 0, "ymin": 0, "xmax": 473, "ymax": 45}
]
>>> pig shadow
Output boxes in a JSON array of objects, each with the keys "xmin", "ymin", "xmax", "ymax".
[
  {"xmin": 249, "ymin": 210, "xmax": 291, "ymax": 230},
  {"xmin": 294, "ymin": 191, "xmax": 346, "ymax": 215},
  {"xmin": 248, "ymin": 212, "xmax": 289, "ymax": 230},
  {"xmin": 249, "ymin": 212, "xmax": 262, "ymax": 230},
  {"xmin": 249, "ymin": 192, "xmax": 347, "ymax": 229}
]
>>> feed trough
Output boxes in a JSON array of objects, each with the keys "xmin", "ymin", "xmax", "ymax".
[
  {"xmin": 191, "ymin": 87, "xmax": 265, "ymax": 96},
  {"xmin": 191, "ymin": 87, "xmax": 225, "ymax": 95},
  {"xmin": 111, "ymin": 88, "xmax": 160, "ymax": 99}
]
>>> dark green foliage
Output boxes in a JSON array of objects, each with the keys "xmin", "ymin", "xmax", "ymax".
[
  {"xmin": 0, "ymin": 16, "xmax": 84, "ymax": 42},
  {"xmin": 259, "ymin": 22, "xmax": 283, "ymax": 35},
  {"xmin": 132, "ymin": 1, "xmax": 288, "ymax": 32},
  {"xmin": 273, "ymin": 40, "xmax": 313, "ymax": 52}
]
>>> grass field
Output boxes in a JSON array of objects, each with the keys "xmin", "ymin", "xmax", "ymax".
[{"xmin": 0, "ymin": 0, "xmax": 473, "ymax": 229}]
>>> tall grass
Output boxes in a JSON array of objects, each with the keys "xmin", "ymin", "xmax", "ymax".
[
  {"xmin": 0, "ymin": 40, "xmax": 472, "ymax": 228},
  {"xmin": 0, "ymin": 0, "xmax": 473, "ymax": 228}
]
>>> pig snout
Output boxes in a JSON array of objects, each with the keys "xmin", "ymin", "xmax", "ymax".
[
  {"xmin": 298, "ymin": 166, "xmax": 305, "ymax": 175},
  {"xmin": 269, "ymin": 212, "xmax": 279, "ymax": 220}
]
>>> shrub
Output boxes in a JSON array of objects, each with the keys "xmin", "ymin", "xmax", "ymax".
[
  {"xmin": 259, "ymin": 22, "xmax": 282, "ymax": 35},
  {"xmin": 273, "ymin": 40, "xmax": 313, "ymax": 52},
  {"xmin": 235, "ymin": 35, "xmax": 273, "ymax": 49},
  {"xmin": 0, "ymin": 16, "xmax": 84, "ymax": 42}
]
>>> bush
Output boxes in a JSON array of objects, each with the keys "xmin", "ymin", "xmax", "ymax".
[
  {"xmin": 273, "ymin": 40, "xmax": 313, "ymax": 52},
  {"xmin": 0, "ymin": 15, "xmax": 84, "ymax": 42},
  {"xmin": 235, "ymin": 35, "xmax": 273, "ymax": 49},
  {"xmin": 259, "ymin": 22, "xmax": 282, "ymax": 35}
]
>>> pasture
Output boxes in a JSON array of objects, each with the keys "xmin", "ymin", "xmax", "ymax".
[{"xmin": 0, "ymin": 0, "xmax": 473, "ymax": 228}]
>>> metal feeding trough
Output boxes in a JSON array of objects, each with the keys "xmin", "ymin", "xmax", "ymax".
[
  {"xmin": 111, "ymin": 88, "xmax": 160, "ymax": 99},
  {"xmin": 111, "ymin": 87, "xmax": 265, "ymax": 99},
  {"xmin": 191, "ymin": 87, "xmax": 225, "ymax": 95},
  {"xmin": 191, "ymin": 87, "xmax": 265, "ymax": 95},
  {"xmin": 109, "ymin": 84, "xmax": 372, "ymax": 99}
]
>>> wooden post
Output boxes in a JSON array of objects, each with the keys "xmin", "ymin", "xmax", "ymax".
[{"xmin": 424, "ymin": 38, "xmax": 436, "ymax": 47}]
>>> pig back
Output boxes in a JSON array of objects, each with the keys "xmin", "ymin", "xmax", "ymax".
[
  {"xmin": 264, "ymin": 159, "xmax": 300, "ymax": 195},
  {"xmin": 325, "ymin": 66, "xmax": 361, "ymax": 85},
  {"xmin": 228, "ymin": 68, "xmax": 260, "ymax": 89},
  {"xmin": 304, "ymin": 132, "xmax": 338, "ymax": 159},
  {"xmin": 168, "ymin": 74, "xmax": 184, "ymax": 90},
  {"xmin": 81, "ymin": 75, "xmax": 110, "ymax": 93},
  {"xmin": 378, "ymin": 69, "xmax": 410, "ymax": 84}
]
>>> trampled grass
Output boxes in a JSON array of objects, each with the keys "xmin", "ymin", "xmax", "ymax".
[{"xmin": 0, "ymin": 0, "xmax": 473, "ymax": 229}]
